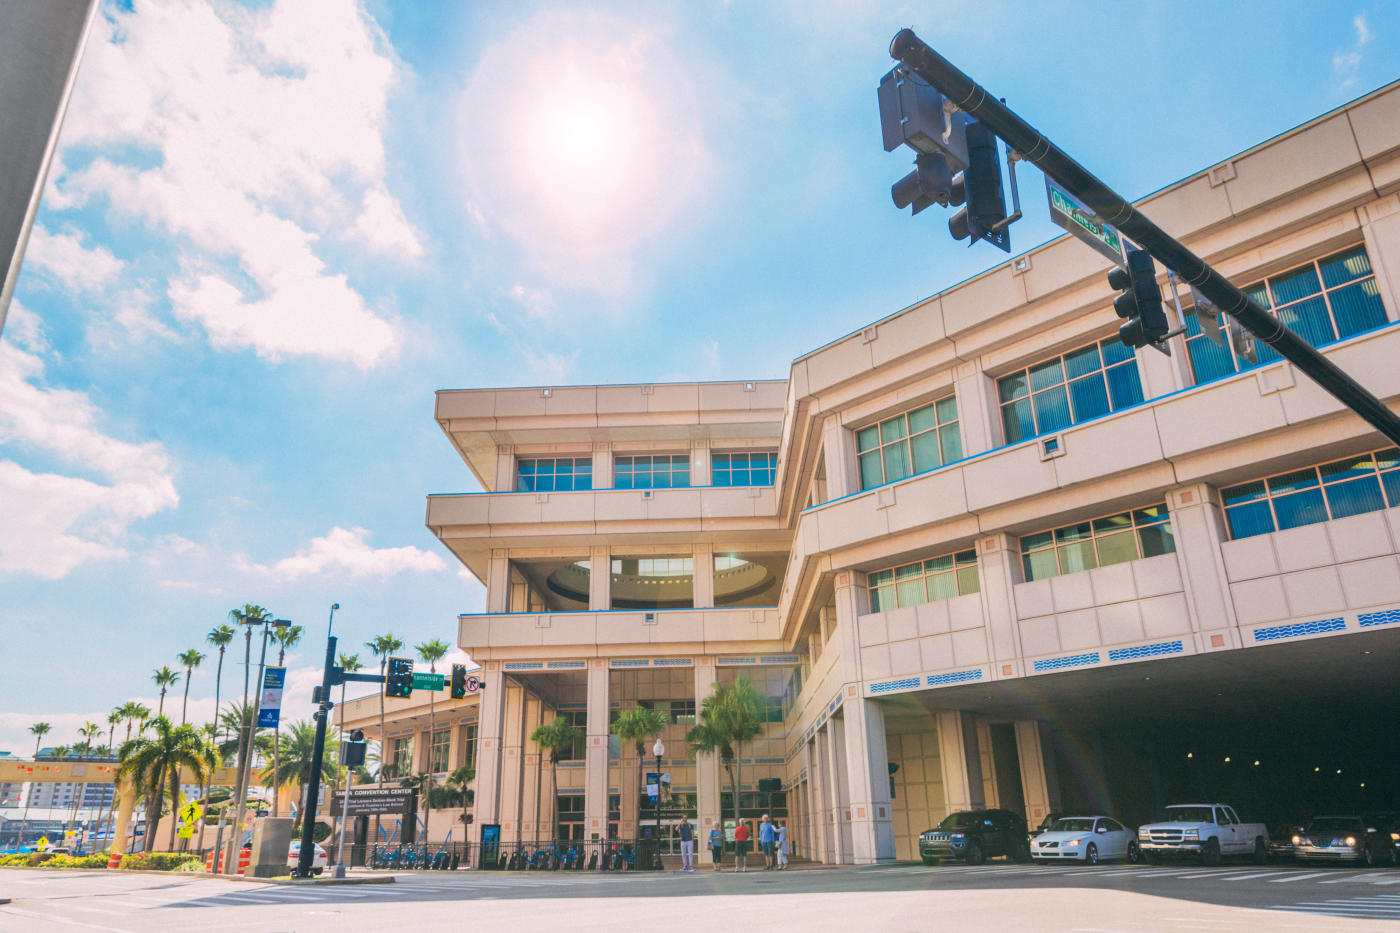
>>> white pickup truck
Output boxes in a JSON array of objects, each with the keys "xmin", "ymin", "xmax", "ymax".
[{"xmin": 1137, "ymin": 804, "xmax": 1269, "ymax": 865}]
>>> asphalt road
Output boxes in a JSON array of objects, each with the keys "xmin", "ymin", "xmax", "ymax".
[{"xmin": 5, "ymin": 860, "xmax": 1400, "ymax": 932}]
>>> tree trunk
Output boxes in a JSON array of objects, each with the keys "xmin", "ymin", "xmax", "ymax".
[
  {"xmin": 635, "ymin": 744, "xmax": 645, "ymax": 840},
  {"xmin": 425, "ymin": 686, "xmax": 435, "ymax": 844},
  {"xmin": 145, "ymin": 765, "xmax": 164, "ymax": 854},
  {"xmin": 181, "ymin": 670, "xmax": 192, "ymax": 725},
  {"xmin": 551, "ymin": 758, "xmax": 559, "ymax": 842},
  {"xmin": 168, "ymin": 766, "xmax": 181, "ymax": 851},
  {"xmin": 214, "ymin": 647, "xmax": 226, "ymax": 745},
  {"xmin": 158, "ymin": 688, "xmax": 166, "ymax": 721},
  {"xmin": 734, "ymin": 743, "xmax": 743, "ymax": 823}
]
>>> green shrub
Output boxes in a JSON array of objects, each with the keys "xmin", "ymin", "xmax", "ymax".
[
  {"xmin": 0, "ymin": 853, "xmax": 31, "ymax": 866},
  {"xmin": 44, "ymin": 853, "xmax": 109, "ymax": 869},
  {"xmin": 119, "ymin": 852, "xmax": 203, "ymax": 872}
]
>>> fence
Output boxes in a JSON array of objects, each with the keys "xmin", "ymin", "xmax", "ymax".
[{"xmin": 362, "ymin": 838, "xmax": 674, "ymax": 872}]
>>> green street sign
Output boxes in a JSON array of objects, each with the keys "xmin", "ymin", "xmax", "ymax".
[
  {"xmin": 1046, "ymin": 177, "xmax": 1126, "ymax": 267},
  {"xmin": 412, "ymin": 672, "xmax": 444, "ymax": 690}
]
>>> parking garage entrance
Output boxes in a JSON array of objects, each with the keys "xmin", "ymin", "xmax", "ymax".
[{"xmin": 879, "ymin": 626, "xmax": 1400, "ymax": 861}]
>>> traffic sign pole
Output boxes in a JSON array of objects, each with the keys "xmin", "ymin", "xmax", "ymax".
[
  {"xmin": 888, "ymin": 28, "xmax": 1400, "ymax": 448},
  {"xmin": 294, "ymin": 633, "xmax": 337, "ymax": 879}
]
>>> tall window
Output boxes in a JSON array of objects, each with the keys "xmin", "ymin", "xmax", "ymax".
[
  {"xmin": 856, "ymin": 396, "xmax": 961, "ymax": 490},
  {"xmin": 556, "ymin": 710, "xmax": 587, "ymax": 761},
  {"xmin": 1185, "ymin": 246, "xmax": 1388, "ymax": 384},
  {"xmin": 640, "ymin": 699, "xmax": 696, "ymax": 725},
  {"xmin": 1020, "ymin": 505, "xmax": 1174, "ymax": 582},
  {"xmin": 462, "ymin": 723, "xmax": 478, "ymax": 773},
  {"xmin": 868, "ymin": 550, "xmax": 979, "ymax": 612},
  {"xmin": 1222, "ymin": 448, "xmax": 1400, "ymax": 540},
  {"xmin": 430, "ymin": 729, "xmax": 451, "ymax": 772},
  {"xmin": 517, "ymin": 457, "xmax": 592, "ymax": 492},
  {"xmin": 388, "ymin": 735, "xmax": 414, "ymax": 779},
  {"xmin": 615, "ymin": 454, "xmax": 689, "ymax": 489},
  {"xmin": 997, "ymin": 339, "xmax": 1143, "ymax": 444},
  {"xmin": 712, "ymin": 451, "xmax": 777, "ymax": 486}
]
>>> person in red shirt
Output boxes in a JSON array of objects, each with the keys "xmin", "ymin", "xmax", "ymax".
[{"xmin": 733, "ymin": 822, "xmax": 751, "ymax": 872}]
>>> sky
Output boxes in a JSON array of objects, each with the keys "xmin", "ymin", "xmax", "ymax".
[{"xmin": 0, "ymin": 0, "xmax": 1396, "ymax": 757}]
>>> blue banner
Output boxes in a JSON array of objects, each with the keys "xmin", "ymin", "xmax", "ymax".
[{"xmin": 257, "ymin": 666, "xmax": 285, "ymax": 728}]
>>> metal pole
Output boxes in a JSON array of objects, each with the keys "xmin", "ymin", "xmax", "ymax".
[
  {"xmin": 655, "ymin": 751, "xmax": 662, "ymax": 869},
  {"xmin": 224, "ymin": 620, "xmax": 273, "ymax": 874},
  {"xmin": 295, "ymin": 635, "xmax": 337, "ymax": 878},
  {"xmin": 888, "ymin": 29, "xmax": 1400, "ymax": 448}
]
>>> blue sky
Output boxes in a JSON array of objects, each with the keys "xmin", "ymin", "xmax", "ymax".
[{"xmin": 1, "ymin": 0, "xmax": 1396, "ymax": 755}]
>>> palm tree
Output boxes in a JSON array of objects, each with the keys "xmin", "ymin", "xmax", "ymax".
[
  {"xmin": 217, "ymin": 701, "xmax": 272, "ymax": 768},
  {"xmin": 68, "ymin": 723, "xmax": 103, "ymax": 838},
  {"xmin": 530, "ymin": 716, "xmax": 583, "ymax": 842},
  {"xmin": 227, "ymin": 605, "xmax": 270, "ymax": 784},
  {"xmin": 687, "ymin": 677, "xmax": 764, "ymax": 827},
  {"xmin": 268, "ymin": 624, "xmax": 303, "ymax": 816},
  {"xmin": 445, "ymin": 764, "xmax": 476, "ymax": 840},
  {"xmin": 152, "ymin": 666, "xmax": 181, "ymax": 720},
  {"xmin": 364, "ymin": 632, "xmax": 403, "ymax": 844},
  {"xmin": 29, "ymin": 722, "xmax": 51, "ymax": 759},
  {"xmin": 117, "ymin": 716, "xmax": 217, "ymax": 852},
  {"xmin": 331, "ymin": 652, "xmax": 362, "ymax": 851},
  {"xmin": 612, "ymin": 707, "xmax": 666, "ymax": 833},
  {"xmin": 206, "ymin": 624, "xmax": 236, "ymax": 744},
  {"xmin": 260, "ymin": 721, "xmax": 337, "ymax": 822},
  {"xmin": 414, "ymin": 639, "xmax": 450, "ymax": 842},
  {"xmin": 177, "ymin": 649, "xmax": 206, "ymax": 725},
  {"xmin": 117, "ymin": 701, "xmax": 151, "ymax": 746}
]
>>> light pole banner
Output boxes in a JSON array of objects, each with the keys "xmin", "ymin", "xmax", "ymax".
[{"xmin": 257, "ymin": 667, "xmax": 285, "ymax": 728}]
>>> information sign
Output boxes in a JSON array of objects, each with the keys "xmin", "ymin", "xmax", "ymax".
[
  {"xmin": 412, "ymin": 672, "xmax": 445, "ymax": 690},
  {"xmin": 257, "ymin": 666, "xmax": 285, "ymax": 728},
  {"xmin": 1046, "ymin": 177, "xmax": 1126, "ymax": 266}
]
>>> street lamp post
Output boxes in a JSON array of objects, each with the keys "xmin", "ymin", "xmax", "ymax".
[
  {"xmin": 221, "ymin": 616, "xmax": 290, "ymax": 875},
  {"xmin": 652, "ymin": 738, "xmax": 664, "ymax": 871}
]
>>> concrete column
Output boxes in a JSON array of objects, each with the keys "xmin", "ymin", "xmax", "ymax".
[
  {"xmin": 953, "ymin": 360, "xmax": 999, "ymax": 454},
  {"xmin": 1134, "ymin": 340, "xmax": 1183, "ymax": 400},
  {"xmin": 486, "ymin": 551, "xmax": 510, "ymax": 613},
  {"xmin": 473, "ymin": 668, "xmax": 507, "ymax": 831},
  {"xmin": 831, "ymin": 572, "xmax": 864, "ymax": 682},
  {"xmin": 1165, "ymin": 484, "xmax": 1239, "ymax": 639},
  {"xmin": 974, "ymin": 534, "xmax": 1023, "ymax": 664},
  {"xmin": 111, "ymin": 780, "xmax": 137, "ymax": 854},
  {"xmin": 1014, "ymin": 721, "xmax": 1062, "ymax": 829},
  {"xmin": 693, "ymin": 543, "xmax": 715, "ymax": 609},
  {"xmin": 500, "ymin": 680, "xmax": 527, "ymax": 843},
  {"xmin": 804, "ymin": 738, "xmax": 829, "ymax": 863},
  {"xmin": 494, "ymin": 446, "xmax": 515, "ymax": 492},
  {"xmin": 1360, "ymin": 194, "xmax": 1400, "ymax": 323},
  {"xmin": 588, "ymin": 545, "xmax": 611, "ymax": 611},
  {"xmin": 694, "ymin": 660, "xmax": 722, "ymax": 836},
  {"xmin": 976, "ymin": 720, "xmax": 1000, "ymax": 809},
  {"xmin": 584, "ymin": 660, "xmax": 611, "ymax": 842},
  {"xmin": 815, "ymin": 728, "xmax": 837, "ymax": 863},
  {"xmin": 821, "ymin": 414, "xmax": 860, "ymax": 499},
  {"xmin": 935, "ymin": 711, "xmax": 985, "ymax": 814},
  {"xmin": 592, "ymin": 443, "xmax": 613, "ymax": 489},
  {"xmin": 690, "ymin": 440, "xmax": 711, "ymax": 486},
  {"xmin": 841, "ymin": 694, "xmax": 895, "ymax": 863},
  {"xmin": 521, "ymin": 693, "xmax": 543, "ymax": 841},
  {"xmin": 829, "ymin": 715, "xmax": 853, "ymax": 862}
]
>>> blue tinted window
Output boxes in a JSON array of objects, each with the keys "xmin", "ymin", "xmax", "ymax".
[
  {"xmin": 996, "ymin": 338, "xmax": 1144, "ymax": 443},
  {"xmin": 713, "ymin": 451, "xmax": 778, "ymax": 487},
  {"xmin": 614, "ymin": 454, "xmax": 690, "ymax": 489},
  {"xmin": 1223, "ymin": 447, "xmax": 1400, "ymax": 539},
  {"xmin": 516, "ymin": 458, "xmax": 591, "ymax": 492},
  {"xmin": 855, "ymin": 397, "xmax": 960, "ymax": 490}
]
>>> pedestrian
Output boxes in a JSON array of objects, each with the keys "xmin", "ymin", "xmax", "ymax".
[
  {"xmin": 733, "ymin": 821, "xmax": 750, "ymax": 872},
  {"xmin": 776, "ymin": 820, "xmax": 788, "ymax": 870},
  {"xmin": 678, "ymin": 817, "xmax": 694, "ymax": 872},
  {"xmin": 709, "ymin": 822, "xmax": 725, "ymax": 871},
  {"xmin": 758, "ymin": 814, "xmax": 775, "ymax": 870}
]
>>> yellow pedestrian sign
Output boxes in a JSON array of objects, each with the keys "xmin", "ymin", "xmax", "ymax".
[
  {"xmin": 177, "ymin": 825, "xmax": 194, "ymax": 839},
  {"xmin": 179, "ymin": 801, "xmax": 203, "ymax": 824},
  {"xmin": 35, "ymin": 836, "xmax": 49, "ymax": 852}
]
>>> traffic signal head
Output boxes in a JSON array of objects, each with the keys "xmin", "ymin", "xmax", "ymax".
[
  {"xmin": 1108, "ymin": 249, "xmax": 1168, "ymax": 348},
  {"xmin": 342, "ymin": 729, "xmax": 366, "ymax": 767},
  {"xmin": 450, "ymin": 663, "xmax": 468, "ymax": 701},
  {"xmin": 947, "ymin": 121, "xmax": 1010, "ymax": 253},
  {"xmin": 891, "ymin": 151, "xmax": 954, "ymax": 215},
  {"xmin": 384, "ymin": 657, "xmax": 413, "ymax": 699},
  {"xmin": 877, "ymin": 66, "xmax": 969, "ymax": 169}
]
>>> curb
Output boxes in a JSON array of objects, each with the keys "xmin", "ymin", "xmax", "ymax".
[{"xmin": 0, "ymin": 866, "xmax": 393, "ymax": 885}]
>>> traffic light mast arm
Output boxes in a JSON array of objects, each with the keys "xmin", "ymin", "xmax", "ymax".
[
  {"xmin": 889, "ymin": 29, "xmax": 1400, "ymax": 448},
  {"xmin": 337, "ymin": 672, "xmax": 386, "ymax": 685}
]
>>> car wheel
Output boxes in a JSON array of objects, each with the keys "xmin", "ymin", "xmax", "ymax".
[
  {"xmin": 1363, "ymin": 847, "xmax": 1376, "ymax": 868},
  {"xmin": 1252, "ymin": 838, "xmax": 1268, "ymax": 865},
  {"xmin": 1201, "ymin": 839, "xmax": 1221, "ymax": 867},
  {"xmin": 1127, "ymin": 841, "xmax": 1140, "ymax": 864},
  {"xmin": 921, "ymin": 856, "xmax": 939, "ymax": 866},
  {"xmin": 1085, "ymin": 843, "xmax": 1099, "ymax": 866},
  {"xmin": 964, "ymin": 842, "xmax": 985, "ymax": 866},
  {"xmin": 313, "ymin": 868, "xmax": 323, "ymax": 876}
]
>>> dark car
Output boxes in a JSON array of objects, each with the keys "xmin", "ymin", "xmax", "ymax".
[
  {"xmin": 1268, "ymin": 823, "xmax": 1305, "ymax": 860},
  {"xmin": 1293, "ymin": 815, "xmax": 1394, "ymax": 867},
  {"xmin": 1364, "ymin": 812, "xmax": 1400, "ymax": 864},
  {"xmin": 919, "ymin": 809, "xmax": 1030, "ymax": 866}
]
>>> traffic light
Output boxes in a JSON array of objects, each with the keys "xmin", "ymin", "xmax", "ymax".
[
  {"xmin": 879, "ymin": 66, "xmax": 968, "ymax": 216},
  {"xmin": 947, "ymin": 121, "xmax": 1011, "ymax": 252},
  {"xmin": 342, "ymin": 729, "xmax": 366, "ymax": 767},
  {"xmin": 385, "ymin": 657, "xmax": 413, "ymax": 699},
  {"xmin": 1108, "ymin": 249, "xmax": 1168, "ymax": 348},
  {"xmin": 450, "ymin": 663, "xmax": 468, "ymax": 700}
]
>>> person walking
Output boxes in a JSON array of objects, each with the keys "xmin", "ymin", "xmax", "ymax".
[
  {"xmin": 776, "ymin": 820, "xmax": 789, "ymax": 870},
  {"xmin": 678, "ymin": 817, "xmax": 695, "ymax": 872},
  {"xmin": 733, "ymin": 821, "xmax": 750, "ymax": 872},
  {"xmin": 758, "ymin": 814, "xmax": 776, "ymax": 870},
  {"xmin": 709, "ymin": 822, "xmax": 725, "ymax": 871}
]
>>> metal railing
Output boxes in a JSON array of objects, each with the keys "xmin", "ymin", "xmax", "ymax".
[{"xmin": 362, "ymin": 838, "xmax": 670, "ymax": 872}]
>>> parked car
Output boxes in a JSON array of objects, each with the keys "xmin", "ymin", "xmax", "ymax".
[
  {"xmin": 1137, "ymin": 804, "xmax": 1269, "ymax": 865},
  {"xmin": 1031, "ymin": 816, "xmax": 1139, "ymax": 865},
  {"xmin": 1364, "ymin": 812, "xmax": 1400, "ymax": 864},
  {"xmin": 919, "ymin": 809, "xmax": 1030, "ymax": 866},
  {"xmin": 1029, "ymin": 811, "xmax": 1067, "ymax": 840},
  {"xmin": 288, "ymin": 840, "xmax": 328, "ymax": 874},
  {"xmin": 1293, "ymin": 816, "xmax": 1394, "ymax": 867},
  {"xmin": 1268, "ymin": 823, "xmax": 1305, "ymax": 861}
]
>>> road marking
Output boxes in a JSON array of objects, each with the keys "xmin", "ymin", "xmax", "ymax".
[
  {"xmin": 1267, "ymin": 872, "xmax": 1335, "ymax": 883},
  {"xmin": 0, "ymin": 905, "xmax": 135, "ymax": 933},
  {"xmin": 1213, "ymin": 870, "xmax": 1301, "ymax": 881},
  {"xmin": 1320, "ymin": 872, "xmax": 1387, "ymax": 883}
]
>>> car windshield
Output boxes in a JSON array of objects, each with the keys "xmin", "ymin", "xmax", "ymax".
[
  {"xmin": 1307, "ymin": 818, "xmax": 1362, "ymax": 835},
  {"xmin": 937, "ymin": 812, "xmax": 981, "ymax": 830},
  {"xmin": 1049, "ymin": 818, "xmax": 1096, "ymax": 833},
  {"xmin": 1161, "ymin": 806, "xmax": 1213, "ymax": 823}
]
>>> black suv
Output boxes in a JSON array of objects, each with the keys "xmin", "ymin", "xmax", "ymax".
[{"xmin": 919, "ymin": 809, "xmax": 1031, "ymax": 865}]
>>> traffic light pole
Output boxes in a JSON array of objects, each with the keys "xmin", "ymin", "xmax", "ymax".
[
  {"xmin": 888, "ymin": 29, "xmax": 1400, "ymax": 448},
  {"xmin": 294, "ymin": 634, "xmax": 338, "ymax": 878}
]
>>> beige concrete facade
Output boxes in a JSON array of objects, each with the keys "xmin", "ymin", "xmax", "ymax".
[{"xmin": 428, "ymin": 82, "xmax": 1400, "ymax": 863}]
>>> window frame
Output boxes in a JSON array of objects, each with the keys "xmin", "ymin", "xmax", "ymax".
[
  {"xmin": 855, "ymin": 395, "xmax": 962, "ymax": 491},
  {"xmin": 996, "ymin": 337, "xmax": 1143, "ymax": 444},
  {"xmin": 1019, "ymin": 504, "xmax": 1175, "ymax": 582},
  {"xmin": 516, "ymin": 456, "xmax": 593, "ymax": 492},
  {"xmin": 1221, "ymin": 446, "xmax": 1400, "ymax": 540},
  {"xmin": 614, "ymin": 453, "xmax": 691, "ymax": 489},
  {"xmin": 429, "ymin": 728, "xmax": 451, "ymax": 773},
  {"xmin": 867, "ymin": 549, "xmax": 980, "ymax": 613},
  {"xmin": 712, "ymin": 450, "xmax": 778, "ymax": 487}
]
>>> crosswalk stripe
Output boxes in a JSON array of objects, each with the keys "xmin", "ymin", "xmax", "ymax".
[
  {"xmin": 1320, "ymin": 872, "xmax": 1383, "ymax": 883},
  {"xmin": 1266, "ymin": 872, "xmax": 1335, "ymax": 883},
  {"xmin": 1213, "ymin": 871, "xmax": 1300, "ymax": 881}
]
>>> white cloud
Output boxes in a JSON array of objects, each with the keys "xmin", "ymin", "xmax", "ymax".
[
  {"xmin": 521, "ymin": 347, "xmax": 578, "ymax": 385},
  {"xmin": 2, "ymin": 302, "xmax": 52, "ymax": 356},
  {"xmin": 53, "ymin": 0, "xmax": 409, "ymax": 368},
  {"xmin": 22, "ymin": 225, "xmax": 125, "ymax": 293},
  {"xmin": 1333, "ymin": 12, "xmax": 1374, "ymax": 87},
  {"xmin": 0, "ymin": 341, "xmax": 178, "ymax": 579},
  {"xmin": 240, "ymin": 525, "xmax": 447, "ymax": 580},
  {"xmin": 354, "ymin": 184, "xmax": 425, "ymax": 258}
]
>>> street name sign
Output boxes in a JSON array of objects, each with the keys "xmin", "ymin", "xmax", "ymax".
[
  {"xmin": 1046, "ymin": 177, "xmax": 1126, "ymax": 267},
  {"xmin": 412, "ymin": 672, "xmax": 444, "ymax": 690}
]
